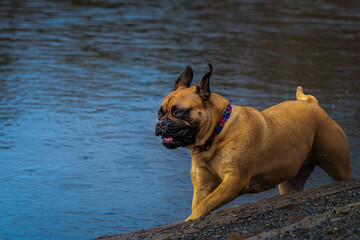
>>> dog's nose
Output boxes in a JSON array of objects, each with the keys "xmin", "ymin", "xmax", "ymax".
[
  {"xmin": 157, "ymin": 117, "xmax": 170, "ymax": 128},
  {"xmin": 155, "ymin": 118, "xmax": 167, "ymax": 136},
  {"xmin": 157, "ymin": 120, "xmax": 164, "ymax": 128}
]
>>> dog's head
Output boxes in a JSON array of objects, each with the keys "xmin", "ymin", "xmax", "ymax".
[{"xmin": 155, "ymin": 64, "xmax": 214, "ymax": 149}]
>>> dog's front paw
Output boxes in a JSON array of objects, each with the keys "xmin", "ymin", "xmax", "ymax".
[
  {"xmin": 185, "ymin": 214, "xmax": 197, "ymax": 222},
  {"xmin": 185, "ymin": 214, "xmax": 205, "ymax": 222}
]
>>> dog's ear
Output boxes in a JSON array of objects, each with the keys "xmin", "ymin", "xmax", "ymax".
[
  {"xmin": 173, "ymin": 65, "xmax": 193, "ymax": 91},
  {"xmin": 196, "ymin": 63, "xmax": 212, "ymax": 100}
]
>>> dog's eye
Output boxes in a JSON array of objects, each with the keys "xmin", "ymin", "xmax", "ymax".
[{"xmin": 173, "ymin": 110, "xmax": 183, "ymax": 117}]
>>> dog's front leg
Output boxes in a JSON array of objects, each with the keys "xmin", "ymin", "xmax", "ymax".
[
  {"xmin": 190, "ymin": 164, "xmax": 221, "ymax": 213},
  {"xmin": 186, "ymin": 169, "xmax": 246, "ymax": 221}
]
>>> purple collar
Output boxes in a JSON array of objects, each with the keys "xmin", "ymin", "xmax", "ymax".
[{"xmin": 194, "ymin": 104, "xmax": 232, "ymax": 152}]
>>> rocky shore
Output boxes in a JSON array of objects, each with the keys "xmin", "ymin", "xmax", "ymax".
[{"xmin": 96, "ymin": 179, "xmax": 360, "ymax": 240}]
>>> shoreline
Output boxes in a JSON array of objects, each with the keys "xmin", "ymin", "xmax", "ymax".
[{"xmin": 96, "ymin": 179, "xmax": 360, "ymax": 240}]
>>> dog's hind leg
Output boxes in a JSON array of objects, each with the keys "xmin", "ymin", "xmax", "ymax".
[
  {"xmin": 311, "ymin": 117, "xmax": 352, "ymax": 181},
  {"xmin": 278, "ymin": 161, "xmax": 315, "ymax": 195},
  {"xmin": 279, "ymin": 115, "xmax": 352, "ymax": 195}
]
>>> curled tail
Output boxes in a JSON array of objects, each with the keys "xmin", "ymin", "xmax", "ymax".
[{"xmin": 296, "ymin": 86, "xmax": 319, "ymax": 105}]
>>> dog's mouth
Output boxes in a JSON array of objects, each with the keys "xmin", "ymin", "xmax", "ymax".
[
  {"xmin": 156, "ymin": 127, "xmax": 197, "ymax": 149},
  {"xmin": 162, "ymin": 136, "xmax": 174, "ymax": 142},
  {"xmin": 160, "ymin": 134, "xmax": 182, "ymax": 149}
]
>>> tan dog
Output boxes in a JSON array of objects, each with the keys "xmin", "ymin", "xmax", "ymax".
[{"xmin": 155, "ymin": 64, "xmax": 352, "ymax": 221}]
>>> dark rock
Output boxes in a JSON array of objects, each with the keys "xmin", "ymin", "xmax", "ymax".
[{"xmin": 95, "ymin": 179, "xmax": 360, "ymax": 240}]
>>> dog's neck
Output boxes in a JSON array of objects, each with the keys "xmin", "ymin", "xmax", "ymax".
[
  {"xmin": 189, "ymin": 93, "xmax": 230, "ymax": 152},
  {"xmin": 194, "ymin": 103, "xmax": 232, "ymax": 152}
]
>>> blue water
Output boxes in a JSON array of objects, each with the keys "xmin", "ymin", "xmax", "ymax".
[{"xmin": 1, "ymin": 0, "xmax": 359, "ymax": 239}]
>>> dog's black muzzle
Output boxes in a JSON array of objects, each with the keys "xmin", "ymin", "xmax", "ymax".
[{"xmin": 155, "ymin": 117, "xmax": 197, "ymax": 149}]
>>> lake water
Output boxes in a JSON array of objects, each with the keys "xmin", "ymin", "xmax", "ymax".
[{"xmin": 0, "ymin": 0, "xmax": 359, "ymax": 239}]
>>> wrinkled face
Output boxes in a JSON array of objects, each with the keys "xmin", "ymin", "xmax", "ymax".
[
  {"xmin": 155, "ymin": 88, "xmax": 201, "ymax": 149},
  {"xmin": 155, "ymin": 64, "xmax": 213, "ymax": 149}
]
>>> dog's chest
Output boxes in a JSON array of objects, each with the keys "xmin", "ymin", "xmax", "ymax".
[{"xmin": 192, "ymin": 155, "xmax": 225, "ymax": 180}]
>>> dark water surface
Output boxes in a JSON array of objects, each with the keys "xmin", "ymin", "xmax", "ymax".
[{"xmin": 1, "ymin": 0, "xmax": 359, "ymax": 239}]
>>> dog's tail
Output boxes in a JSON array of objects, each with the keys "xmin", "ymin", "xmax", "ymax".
[{"xmin": 296, "ymin": 86, "xmax": 319, "ymax": 105}]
